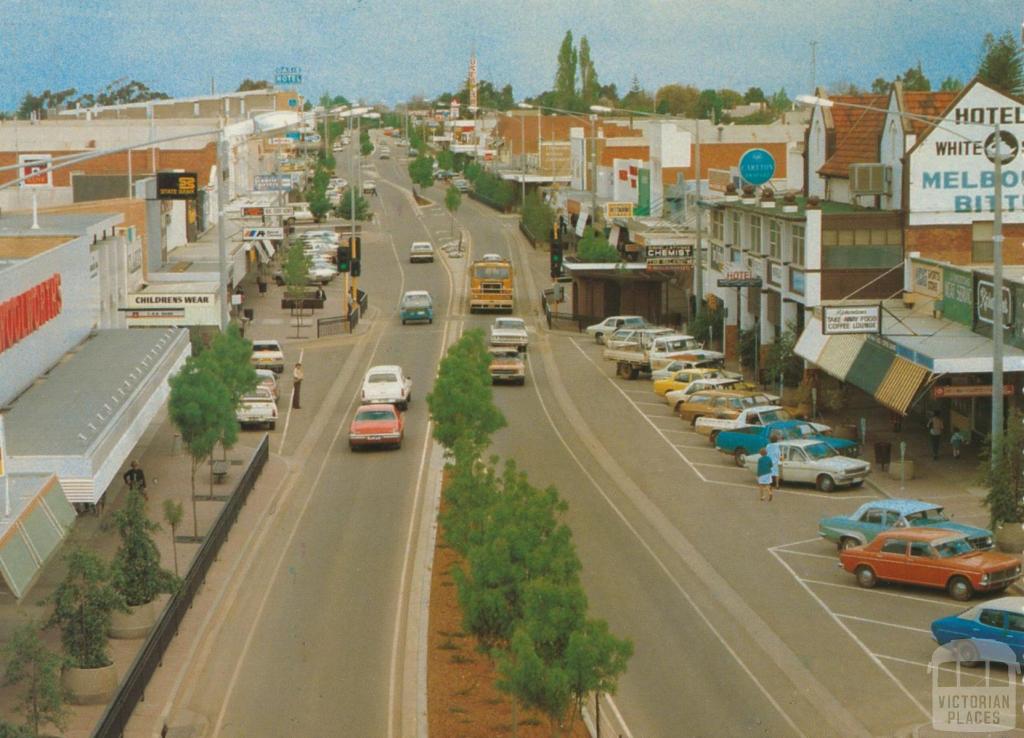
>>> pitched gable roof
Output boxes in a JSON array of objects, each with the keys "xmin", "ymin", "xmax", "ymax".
[
  {"xmin": 819, "ymin": 93, "xmax": 887, "ymax": 178},
  {"xmin": 900, "ymin": 90, "xmax": 959, "ymax": 137}
]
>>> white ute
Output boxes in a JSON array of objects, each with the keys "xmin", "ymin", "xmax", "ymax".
[
  {"xmin": 236, "ymin": 387, "xmax": 278, "ymax": 430},
  {"xmin": 489, "ymin": 317, "xmax": 528, "ymax": 353},
  {"xmin": 694, "ymin": 405, "xmax": 831, "ymax": 441}
]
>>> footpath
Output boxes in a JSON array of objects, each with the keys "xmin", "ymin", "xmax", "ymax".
[{"xmin": 0, "ymin": 214, "xmax": 372, "ymax": 737}]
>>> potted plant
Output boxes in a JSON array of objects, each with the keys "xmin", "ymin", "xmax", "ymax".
[
  {"xmin": 982, "ymin": 409, "xmax": 1024, "ymax": 552},
  {"xmin": 109, "ymin": 489, "xmax": 180, "ymax": 638},
  {"xmin": 45, "ymin": 548, "xmax": 126, "ymax": 705}
]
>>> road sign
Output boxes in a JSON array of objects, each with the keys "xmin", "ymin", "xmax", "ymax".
[
  {"xmin": 263, "ymin": 206, "xmax": 294, "ymax": 217},
  {"xmin": 253, "ymin": 175, "xmax": 292, "ymax": 192},
  {"xmin": 243, "ymin": 227, "xmax": 285, "ymax": 240},
  {"xmin": 739, "ymin": 148, "xmax": 776, "ymax": 186},
  {"xmin": 821, "ymin": 305, "xmax": 882, "ymax": 335},
  {"xmin": 306, "ymin": 134, "xmax": 321, "ymax": 144},
  {"xmin": 286, "ymin": 131, "xmax": 301, "ymax": 141}
]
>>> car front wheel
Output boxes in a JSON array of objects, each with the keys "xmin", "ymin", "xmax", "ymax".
[
  {"xmin": 838, "ymin": 537, "xmax": 859, "ymax": 552},
  {"xmin": 855, "ymin": 565, "xmax": 878, "ymax": 589},
  {"xmin": 595, "ymin": 333, "xmax": 604, "ymax": 344},
  {"xmin": 816, "ymin": 475, "xmax": 837, "ymax": 493},
  {"xmin": 947, "ymin": 576, "xmax": 974, "ymax": 602},
  {"xmin": 733, "ymin": 448, "xmax": 747, "ymax": 467}
]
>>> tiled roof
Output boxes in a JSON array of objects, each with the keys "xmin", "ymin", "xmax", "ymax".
[
  {"xmin": 901, "ymin": 91, "xmax": 958, "ymax": 137},
  {"xmin": 819, "ymin": 93, "xmax": 888, "ymax": 177}
]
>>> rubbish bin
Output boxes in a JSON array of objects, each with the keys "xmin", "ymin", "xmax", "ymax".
[
  {"xmin": 874, "ymin": 441, "xmax": 892, "ymax": 471},
  {"xmin": 243, "ymin": 308, "xmax": 254, "ymax": 321},
  {"xmin": 257, "ymin": 279, "xmax": 267, "ymax": 294}
]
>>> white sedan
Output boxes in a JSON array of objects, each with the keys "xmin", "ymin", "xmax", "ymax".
[
  {"xmin": 741, "ymin": 438, "xmax": 871, "ymax": 492},
  {"xmin": 308, "ymin": 262, "xmax": 337, "ymax": 283},
  {"xmin": 360, "ymin": 365, "xmax": 412, "ymax": 410}
]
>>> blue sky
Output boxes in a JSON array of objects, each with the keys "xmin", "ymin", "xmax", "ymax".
[{"xmin": 0, "ymin": 0, "xmax": 1019, "ymax": 112}]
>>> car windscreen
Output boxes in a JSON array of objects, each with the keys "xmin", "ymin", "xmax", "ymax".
[
  {"xmin": 761, "ymin": 410, "xmax": 788, "ymax": 423},
  {"xmin": 804, "ymin": 443, "xmax": 838, "ymax": 459},
  {"xmin": 934, "ymin": 538, "xmax": 973, "ymax": 558},
  {"xmin": 252, "ymin": 343, "xmax": 278, "ymax": 352},
  {"xmin": 495, "ymin": 319, "xmax": 524, "ymax": 329},
  {"xmin": 905, "ymin": 509, "xmax": 948, "ymax": 523},
  {"xmin": 356, "ymin": 410, "xmax": 396, "ymax": 422},
  {"xmin": 368, "ymin": 374, "xmax": 398, "ymax": 384}
]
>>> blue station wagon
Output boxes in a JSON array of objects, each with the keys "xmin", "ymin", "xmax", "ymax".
[
  {"xmin": 819, "ymin": 499, "xmax": 994, "ymax": 551},
  {"xmin": 715, "ymin": 420, "xmax": 859, "ymax": 466},
  {"xmin": 400, "ymin": 290, "xmax": 433, "ymax": 325}
]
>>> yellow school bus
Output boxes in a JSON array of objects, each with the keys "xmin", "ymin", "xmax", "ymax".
[{"xmin": 469, "ymin": 257, "xmax": 514, "ymax": 313}]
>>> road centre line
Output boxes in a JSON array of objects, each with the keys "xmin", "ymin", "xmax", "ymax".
[
  {"xmin": 769, "ymin": 548, "xmax": 930, "ymax": 719},
  {"xmin": 278, "ymin": 346, "xmax": 305, "ymax": 453},
  {"xmin": 836, "ymin": 614, "xmax": 932, "ymax": 634},
  {"xmin": 799, "ymin": 578, "xmax": 962, "ymax": 607}
]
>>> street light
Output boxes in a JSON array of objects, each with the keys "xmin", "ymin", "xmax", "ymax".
[{"xmin": 795, "ymin": 93, "xmax": 1008, "ymax": 451}]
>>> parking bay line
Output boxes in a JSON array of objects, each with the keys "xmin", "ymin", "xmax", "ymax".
[
  {"xmin": 799, "ymin": 578, "xmax": 963, "ymax": 608},
  {"xmin": 835, "ymin": 614, "xmax": 932, "ymax": 634},
  {"xmin": 873, "ymin": 654, "xmax": 1020, "ymax": 688}
]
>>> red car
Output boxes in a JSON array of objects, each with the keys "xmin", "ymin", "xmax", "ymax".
[
  {"xmin": 349, "ymin": 404, "xmax": 404, "ymax": 450},
  {"xmin": 840, "ymin": 528, "xmax": 1022, "ymax": 601}
]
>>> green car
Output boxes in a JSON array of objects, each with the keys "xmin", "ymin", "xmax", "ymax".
[
  {"xmin": 818, "ymin": 499, "xmax": 994, "ymax": 552},
  {"xmin": 400, "ymin": 290, "xmax": 433, "ymax": 325}
]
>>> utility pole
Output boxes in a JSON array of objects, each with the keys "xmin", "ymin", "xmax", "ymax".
[
  {"xmin": 217, "ymin": 134, "xmax": 229, "ymax": 330},
  {"xmin": 992, "ymin": 120, "xmax": 1005, "ymax": 450},
  {"xmin": 349, "ymin": 113, "xmax": 356, "ymax": 317},
  {"xmin": 694, "ymin": 118, "xmax": 704, "ymax": 304},
  {"xmin": 810, "ymin": 41, "xmax": 818, "ymax": 93}
]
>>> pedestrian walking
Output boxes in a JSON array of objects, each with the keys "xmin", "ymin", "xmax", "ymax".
[
  {"xmin": 756, "ymin": 448, "xmax": 774, "ymax": 502},
  {"xmin": 123, "ymin": 460, "xmax": 147, "ymax": 500},
  {"xmin": 292, "ymin": 362, "xmax": 304, "ymax": 409},
  {"xmin": 765, "ymin": 431, "xmax": 782, "ymax": 491},
  {"xmin": 927, "ymin": 411, "xmax": 944, "ymax": 460},
  {"xmin": 315, "ymin": 285, "xmax": 326, "ymax": 303},
  {"xmin": 950, "ymin": 427, "xmax": 965, "ymax": 459}
]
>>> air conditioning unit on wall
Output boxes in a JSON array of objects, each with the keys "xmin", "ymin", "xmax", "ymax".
[{"xmin": 850, "ymin": 163, "xmax": 892, "ymax": 195}]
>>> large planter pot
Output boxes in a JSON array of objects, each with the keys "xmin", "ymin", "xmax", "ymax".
[
  {"xmin": 995, "ymin": 522, "xmax": 1024, "ymax": 553},
  {"xmin": 63, "ymin": 663, "xmax": 118, "ymax": 705},
  {"xmin": 888, "ymin": 459, "xmax": 915, "ymax": 481},
  {"xmin": 109, "ymin": 600, "xmax": 156, "ymax": 639}
]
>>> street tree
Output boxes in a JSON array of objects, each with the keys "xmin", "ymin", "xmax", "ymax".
[
  {"xmin": 282, "ymin": 240, "xmax": 312, "ymax": 300},
  {"xmin": 982, "ymin": 408, "xmax": 1024, "ymax": 528},
  {"xmin": 162, "ymin": 499, "xmax": 185, "ymax": 576},
  {"xmin": 168, "ymin": 356, "xmax": 238, "ymax": 538},
  {"xmin": 521, "ymin": 191, "xmax": 555, "ymax": 243},
  {"xmin": 335, "ymin": 188, "xmax": 370, "ymax": 221},
  {"xmin": 554, "ymin": 31, "xmax": 578, "ymax": 110},
  {"xmin": 578, "ymin": 36, "xmax": 600, "ymax": 108},
  {"xmin": 408, "ymin": 155, "xmax": 436, "ymax": 189},
  {"xmin": 200, "ymin": 324, "xmax": 257, "ymax": 406},
  {"xmin": 495, "ymin": 628, "xmax": 571, "ymax": 737},
  {"xmin": 45, "ymin": 548, "xmax": 126, "ymax": 670},
  {"xmin": 577, "ymin": 227, "xmax": 619, "ymax": 263},
  {"xmin": 563, "ymin": 618, "xmax": 634, "ymax": 732},
  {"xmin": 445, "ymin": 185, "xmax": 461, "ymax": 235},
  {"xmin": 110, "ymin": 489, "xmax": 179, "ymax": 608},
  {"xmin": 979, "ymin": 30, "xmax": 1024, "ymax": 96},
  {"xmin": 3, "ymin": 621, "xmax": 67, "ymax": 738}
]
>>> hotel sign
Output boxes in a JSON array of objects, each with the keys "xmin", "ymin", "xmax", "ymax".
[
  {"xmin": 0, "ymin": 274, "xmax": 63, "ymax": 353},
  {"xmin": 822, "ymin": 305, "xmax": 882, "ymax": 335}
]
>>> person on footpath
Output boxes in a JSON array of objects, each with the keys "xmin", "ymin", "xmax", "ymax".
[
  {"xmin": 765, "ymin": 431, "xmax": 782, "ymax": 492},
  {"xmin": 927, "ymin": 410, "xmax": 944, "ymax": 460},
  {"xmin": 123, "ymin": 460, "xmax": 147, "ymax": 500},
  {"xmin": 292, "ymin": 362, "xmax": 304, "ymax": 409},
  {"xmin": 756, "ymin": 448, "xmax": 774, "ymax": 502},
  {"xmin": 950, "ymin": 427, "xmax": 965, "ymax": 459}
]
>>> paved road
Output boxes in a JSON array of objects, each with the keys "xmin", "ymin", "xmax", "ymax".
[{"xmin": 170, "ymin": 144, "xmax": 457, "ymax": 738}]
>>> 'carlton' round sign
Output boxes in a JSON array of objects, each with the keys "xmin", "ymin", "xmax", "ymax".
[{"xmin": 739, "ymin": 148, "xmax": 776, "ymax": 186}]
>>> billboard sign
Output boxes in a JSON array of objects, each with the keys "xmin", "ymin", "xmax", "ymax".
[
  {"xmin": 156, "ymin": 171, "xmax": 199, "ymax": 200},
  {"xmin": 123, "ymin": 291, "xmax": 220, "ymax": 327},
  {"xmin": 822, "ymin": 305, "xmax": 882, "ymax": 335},
  {"xmin": 646, "ymin": 245, "xmax": 694, "ymax": 268},
  {"xmin": 977, "ymin": 279, "xmax": 1013, "ymax": 328}
]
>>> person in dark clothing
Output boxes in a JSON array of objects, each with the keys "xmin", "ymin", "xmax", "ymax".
[
  {"xmin": 123, "ymin": 461, "xmax": 147, "ymax": 499},
  {"xmin": 315, "ymin": 286, "xmax": 327, "ymax": 303}
]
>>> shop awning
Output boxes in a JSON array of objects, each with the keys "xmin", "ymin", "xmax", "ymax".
[
  {"xmin": 0, "ymin": 475, "xmax": 76, "ymax": 599},
  {"xmin": 875, "ymin": 357, "xmax": 930, "ymax": 415},
  {"xmin": 256, "ymin": 240, "xmax": 275, "ymax": 262}
]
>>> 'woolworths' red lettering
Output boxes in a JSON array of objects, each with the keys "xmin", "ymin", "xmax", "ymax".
[{"xmin": 0, "ymin": 274, "xmax": 62, "ymax": 353}]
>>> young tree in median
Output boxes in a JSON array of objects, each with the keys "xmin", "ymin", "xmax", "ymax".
[
  {"xmin": 408, "ymin": 155, "xmax": 436, "ymax": 190},
  {"xmin": 3, "ymin": 621, "xmax": 68, "ymax": 738},
  {"xmin": 283, "ymin": 240, "xmax": 312, "ymax": 300},
  {"xmin": 335, "ymin": 188, "xmax": 370, "ymax": 221},
  {"xmin": 162, "ymin": 499, "xmax": 184, "ymax": 576},
  {"xmin": 427, "ymin": 330, "xmax": 506, "ymax": 454},
  {"xmin": 563, "ymin": 618, "xmax": 633, "ymax": 732},
  {"xmin": 445, "ymin": 184, "xmax": 461, "ymax": 235},
  {"xmin": 168, "ymin": 355, "xmax": 238, "ymax": 538}
]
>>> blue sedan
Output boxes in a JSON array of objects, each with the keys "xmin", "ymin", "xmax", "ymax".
[
  {"xmin": 715, "ymin": 420, "xmax": 859, "ymax": 467},
  {"xmin": 932, "ymin": 597, "xmax": 1024, "ymax": 664}
]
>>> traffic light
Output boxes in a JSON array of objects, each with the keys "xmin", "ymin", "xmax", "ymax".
[
  {"xmin": 348, "ymin": 236, "xmax": 362, "ymax": 259},
  {"xmin": 336, "ymin": 245, "xmax": 351, "ymax": 273},
  {"xmin": 549, "ymin": 242, "xmax": 564, "ymax": 278},
  {"xmin": 351, "ymin": 258, "xmax": 361, "ymax": 277}
]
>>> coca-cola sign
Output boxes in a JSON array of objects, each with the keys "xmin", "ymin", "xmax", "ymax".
[{"xmin": 976, "ymin": 280, "xmax": 1012, "ymax": 328}]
